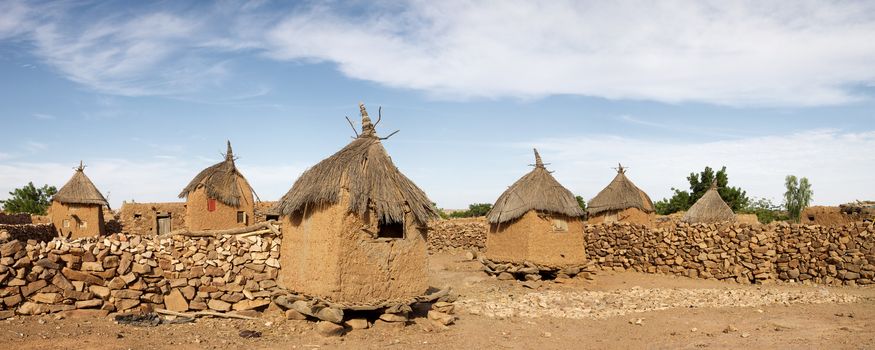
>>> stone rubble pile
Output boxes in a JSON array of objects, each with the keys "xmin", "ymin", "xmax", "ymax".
[
  {"xmin": 459, "ymin": 286, "xmax": 861, "ymax": 320},
  {"xmin": 0, "ymin": 232, "xmax": 282, "ymax": 320},
  {"xmin": 0, "ymin": 224, "xmax": 56, "ymax": 243},
  {"xmin": 428, "ymin": 218, "xmax": 487, "ymax": 253},
  {"xmin": 480, "ymin": 258, "xmax": 593, "ymax": 281}
]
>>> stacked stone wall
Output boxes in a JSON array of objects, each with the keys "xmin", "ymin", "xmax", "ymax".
[
  {"xmin": 0, "ymin": 232, "xmax": 280, "ymax": 318},
  {"xmin": 0, "ymin": 213, "xmax": 32, "ymax": 225},
  {"xmin": 0, "ymin": 224, "xmax": 56, "ymax": 243},
  {"xmin": 427, "ymin": 218, "xmax": 487, "ymax": 252}
]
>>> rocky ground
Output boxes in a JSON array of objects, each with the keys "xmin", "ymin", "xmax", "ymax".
[{"xmin": 1, "ymin": 251, "xmax": 873, "ymax": 349}]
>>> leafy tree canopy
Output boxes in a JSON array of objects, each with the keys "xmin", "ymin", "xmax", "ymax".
[
  {"xmin": 784, "ymin": 175, "xmax": 813, "ymax": 223},
  {"xmin": 654, "ymin": 166, "xmax": 749, "ymax": 215},
  {"xmin": 575, "ymin": 195, "xmax": 587, "ymax": 212},
  {"xmin": 1, "ymin": 182, "xmax": 58, "ymax": 215},
  {"xmin": 448, "ymin": 203, "xmax": 493, "ymax": 218}
]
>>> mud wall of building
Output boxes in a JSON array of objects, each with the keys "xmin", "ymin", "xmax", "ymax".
[
  {"xmin": 526, "ymin": 214, "xmax": 586, "ymax": 267},
  {"xmin": 49, "ymin": 202, "xmax": 105, "ymax": 239},
  {"xmin": 118, "ymin": 202, "xmax": 187, "ymax": 235},
  {"xmin": 277, "ymin": 203, "xmax": 342, "ymax": 300},
  {"xmin": 185, "ymin": 180, "xmax": 255, "ymax": 231}
]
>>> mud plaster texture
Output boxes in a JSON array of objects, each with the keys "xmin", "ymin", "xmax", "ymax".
[
  {"xmin": 487, "ymin": 211, "xmax": 586, "ymax": 268},
  {"xmin": 587, "ymin": 207, "xmax": 654, "ymax": 227},
  {"xmin": 49, "ymin": 201, "xmax": 105, "ymax": 239},
  {"xmin": 184, "ymin": 178, "xmax": 255, "ymax": 231},
  {"xmin": 278, "ymin": 195, "xmax": 428, "ymax": 305},
  {"xmin": 118, "ymin": 202, "xmax": 187, "ymax": 236}
]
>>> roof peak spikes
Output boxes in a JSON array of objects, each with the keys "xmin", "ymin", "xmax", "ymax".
[
  {"xmin": 614, "ymin": 163, "xmax": 627, "ymax": 174},
  {"xmin": 225, "ymin": 140, "xmax": 234, "ymax": 161},
  {"xmin": 359, "ymin": 102, "xmax": 376, "ymax": 137},
  {"xmin": 75, "ymin": 160, "xmax": 86, "ymax": 172},
  {"xmin": 532, "ymin": 148, "xmax": 546, "ymax": 168}
]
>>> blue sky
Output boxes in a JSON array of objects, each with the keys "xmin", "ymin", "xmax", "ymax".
[{"xmin": 1, "ymin": 1, "xmax": 874, "ymax": 209}]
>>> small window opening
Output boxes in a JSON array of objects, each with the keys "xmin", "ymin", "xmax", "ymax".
[
  {"xmin": 552, "ymin": 218, "xmax": 568, "ymax": 232},
  {"xmin": 133, "ymin": 213, "xmax": 142, "ymax": 219},
  {"xmin": 377, "ymin": 221, "xmax": 405, "ymax": 239},
  {"xmin": 63, "ymin": 219, "xmax": 70, "ymax": 228},
  {"xmin": 265, "ymin": 214, "xmax": 280, "ymax": 221},
  {"xmin": 237, "ymin": 211, "xmax": 248, "ymax": 224},
  {"xmin": 207, "ymin": 199, "xmax": 217, "ymax": 212},
  {"xmin": 807, "ymin": 214, "xmax": 815, "ymax": 221},
  {"xmin": 79, "ymin": 220, "xmax": 87, "ymax": 229}
]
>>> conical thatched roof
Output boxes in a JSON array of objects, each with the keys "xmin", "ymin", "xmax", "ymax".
[
  {"xmin": 53, "ymin": 162, "xmax": 109, "ymax": 207},
  {"xmin": 179, "ymin": 141, "xmax": 255, "ymax": 207},
  {"xmin": 486, "ymin": 149, "xmax": 584, "ymax": 224},
  {"xmin": 587, "ymin": 164, "xmax": 654, "ymax": 216},
  {"xmin": 276, "ymin": 103, "xmax": 439, "ymax": 226},
  {"xmin": 683, "ymin": 182, "xmax": 736, "ymax": 223}
]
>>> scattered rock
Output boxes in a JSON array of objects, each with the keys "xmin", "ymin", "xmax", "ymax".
[{"xmin": 315, "ymin": 321, "xmax": 345, "ymax": 337}]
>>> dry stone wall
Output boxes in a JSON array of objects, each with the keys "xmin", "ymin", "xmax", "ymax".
[
  {"xmin": 428, "ymin": 218, "xmax": 875, "ymax": 286},
  {"xmin": 427, "ymin": 218, "xmax": 487, "ymax": 252},
  {"xmin": 0, "ymin": 213, "xmax": 32, "ymax": 225},
  {"xmin": 0, "ymin": 232, "xmax": 281, "ymax": 319},
  {"xmin": 0, "ymin": 224, "xmax": 56, "ymax": 243}
]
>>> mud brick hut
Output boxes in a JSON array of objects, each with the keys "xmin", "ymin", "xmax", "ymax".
[
  {"xmin": 485, "ymin": 149, "xmax": 586, "ymax": 268},
  {"xmin": 587, "ymin": 164, "xmax": 655, "ymax": 226},
  {"xmin": 49, "ymin": 162, "xmax": 109, "ymax": 238},
  {"xmin": 179, "ymin": 141, "xmax": 257, "ymax": 231},
  {"xmin": 682, "ymin": 182, "xmax": 736, "ymax": 223},
  {"xmin": 275, "ymin": 103, "xmax": 439, "ymax": 305}
]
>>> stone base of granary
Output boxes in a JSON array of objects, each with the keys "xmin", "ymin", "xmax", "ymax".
[{"xmin": 480, "ymin": 258, "xmax": 595, "ymax": 281}]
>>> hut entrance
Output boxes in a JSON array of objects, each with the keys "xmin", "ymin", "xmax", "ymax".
[
  {"xmin": 377, "ymin": 220, "xmax": 405, "ymax": 239},
  {"xmin": 157, "ymin": 214, "xmax": 172, "ymax": 235}
]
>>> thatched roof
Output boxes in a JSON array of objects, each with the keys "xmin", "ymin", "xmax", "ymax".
[
  {"xmin": 178, "ymin": 141, "xmax": 256, "ymax": 207},
  {"xmin": 53, "ymin": 162, "xmax": 109, "ymax": 207},
  {"xmin": 587, "ymin": 164, "xmax": 654, "ymax": 215},
  {"xmin": 486, "ymin": 149, "xmax": 584, "ymax": 224},
  {"xmin": 683, "ymin": 182, "xmax": 736, "ymax": 223},
  {"xmin": 276, "ymin": 103, "xmax": 439, "ymax": 226}
]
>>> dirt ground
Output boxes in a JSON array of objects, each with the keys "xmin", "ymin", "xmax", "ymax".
[{"xmin": 2, "ymin": 251, "xmax": 873, "ymax": 350}]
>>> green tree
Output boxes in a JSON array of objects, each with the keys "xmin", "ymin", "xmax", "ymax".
[
  {"xmin": 575, "ymin": 195, "xmax": 587, "ymax": 212},
  {"xmin": 1, "ymin": 182, "xmax": 58, "ymax": 215},
  {"xmin": 449, "ymin": 203, "xmax": 493, "ymax": 218},
  {"xmin": 655, "ymin": 166, "xmax": 749, "ymax": 215},
  {"xmin": 738, "ymin": 197, "xmax": 788, "ymax": 224},
  {"xmin": 784, "ymin": 175, "xmax": 813, "ymax": 223}
]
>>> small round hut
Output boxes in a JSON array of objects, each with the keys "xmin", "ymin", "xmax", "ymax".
[
  {"xmin": 485, "ymin": 149, "xmax": 586, "ymax": 269},
  {"xmin": 179, "ymin": 141, "xmax": 256, "ymax": 231},
  {"xmin": 50, "ymin": 162, "xmax": 109, "ymax": 238},
  {"xmin": 587, "ymin": 164, "xmax": 655, "ymax": 226},
  {"xmin": 275, "ymin": 103, "xmax": 439, "ymax": 305},
  {"xmin": 683, "ymin": 182, "xmax": 736, "ymax": 223}
]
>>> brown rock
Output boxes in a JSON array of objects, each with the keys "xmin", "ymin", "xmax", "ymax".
[
  {"xmin": 59, "ymin": 309, "xmax": 109, "ymax": 319},
  {"xmin": 107, "ymin": 277, "xmax": 126, "ymax": 290},
  {"xmin": 316, "ymin": 307, "xmax": 344, "ymax": 324},
  {"xmin": 346, "ymin": 318, "xmax": 370, "ymax": 330},
  {"xmin": 164, "ymin": 289, "xmax": 188, "ymax": 312},
  {"xmin": 496, "ymin": 272, "xmax": 515, "ymax": 280},
  {"xmin": 31, "ymin": 292, "xmax": 62, "ymax": 304},
  {"xmin": 428, "ymin": 310, "xmax": 456, "ymax": 326},
  {"xmin": 62, "ymin": 268, "xmax": 103, "ymax": 285},
  {"xmin": 75, "ymin": 299, "xmax": 103, "ymax": 309},
  {"xmin": 285, "ymin": 309, "xmax": 308, "ymax": 320},
  {"xmin": 89, "ymin": 285, "xmax": 111, "ymax": 299},
  {"xmin": 379, "ymin": 312, "xmax": 408, "ymax": 323},
  {"xmin": 3, "ymin": 294, "xmax": 23, "ymax": 307},
  {"xmin": 315, "ymin": 321, "xmax": 345, "ymax": 337},
  {"xmin": 52, "ymin": 273, "xmax": 74, "ymax": 291},
  {"xmin": 0, "ymin": 310, "xmax": 14, "ymax": 320},
  {"xmin": 115, "ymin": 299, "xmax": 140, "ymax": 311},
  {"xmin": 207, "ymin": 299, "xmax": 231, "ymax": 312},
  {"xmin": 111, "ymin": 289, "xmax": 142, "ymax": 299},
  {"xmin": 233, "ymin": 298, "xmax": 270, "ymax": 311},
  {"xmin": 22, "ymin": 280, "xmax": 47, "ymax": 296},
  {"xmin": 81, "ymin": 262, "xmax": 104, "ymax": 272}
]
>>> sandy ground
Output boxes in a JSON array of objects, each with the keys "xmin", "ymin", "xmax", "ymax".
[{"xmin": 1, "ymin": 251, "xmax": 873, "ymax": 350}]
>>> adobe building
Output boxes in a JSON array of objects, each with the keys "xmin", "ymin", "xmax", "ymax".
[
  {"xmin": 178, "ymin": 141, "xmax": 257, "ymax": 231},
  {"xmin": 587, "ymin": 164, "xmax": 655, "ymax": 226},
  {"xmin": 118, "ymin": 201, "xmax": 187, "ymax": 235},
  {"xmin": 49, "ymin": 162, "xmax": 109, "ymax": 238},
  {"xmin": 275, "ymin": 103, "xmax": 439, "ymax": 305},
  {"xmin": 485, "ymin": 149, "xmax": 586, "ymax": 270},
  {"xmin": 682, "ymin": 182, "xmax": 737, "ymax": 223}
]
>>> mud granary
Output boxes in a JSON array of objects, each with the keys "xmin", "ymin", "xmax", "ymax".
[
  {"xmin": 275, "ymin": 103, "xmax": 440, "ymax": 305},
  {"xmin": 485, "ymin": 149, "xmax": 587, "ymax": 268},
  {"xmin": 178, "ymin": 141, "xmax": 257, "ymax": 232},
  {"xmin": 682, "ymin": 181, "xmax": 737, "ymax": 224},
  {"xmin": 49, "ymin": 162, "xmax": 109, "ymax": 238},
  {"xmin": 587, "ymin": 164, "xmax": 655, "ymax": 226}
]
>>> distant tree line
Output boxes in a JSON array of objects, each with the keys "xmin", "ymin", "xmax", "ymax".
[{"xmin": 1, "ymin": 182, "xmax": 57, "ymax": 215}]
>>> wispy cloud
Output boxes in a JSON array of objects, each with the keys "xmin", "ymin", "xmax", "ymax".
[
  {"xmin": 32, "ymin": 113, "xmax": 56, "ymax": 120},
  {"xmin": 3, "ymin": 1, "xmax": 875, "ymax": 105},
  {"xmin": 23, "ymin": 141, "xmax": 48, "ymax": 153}
]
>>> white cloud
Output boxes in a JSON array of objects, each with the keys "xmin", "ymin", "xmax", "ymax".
[
  {"xmin": 524, "ymin": 129, "xmax": 875, "ymax": 206},
  {"xmin": 0, "ymin": 0, "xmax": 31, "ymax": 39},
  {"xmin": 32, "ymin": 113, "xmax": 56, "ymax": 120},
  {"xmin": 264, "ymin": 1, "xmax": 875, "ymax": 106}
]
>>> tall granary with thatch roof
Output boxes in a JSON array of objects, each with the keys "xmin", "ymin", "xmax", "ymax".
[
  {"xmin": 683, "ymin": 182, "xmax": 736, "ymax": 223},
  {"xmin": 179, "ymin": 141, "xmax": 257, "ymax": 231},
  {"xmin": 50, "ymin": 162, "xmax": 109, "ymax": 238},
  {"xmin": 275, "ymin": 103, "xmax": 439, "ymax": 305},
  {"xmin": 485, "ymin": 149, "xmax": 587, "ymax": 269},
  {"xmin": 587, "ymin": 164, "xmax": 655, "ymax": 226}
]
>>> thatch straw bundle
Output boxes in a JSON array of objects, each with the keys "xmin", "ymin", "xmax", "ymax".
[
  {"xmin": 486, "ymin": 149, "xmax": 584, "ymax": 224},
  {"xmin": 683, "ymin": 182, "xmax": 736, "ymax": 223},
  {"xmin": 179, "ymin": 141, "xmax": 255, "ymax": 207},
  {"xmin": 276, "ymin": 103, "xmax": 438, "ymax": 226},
  {"xmin": 587, "ymin": 164, "xmax": 654, "ymax": 216},
  {"xmin": 53, "ymin": 163, "xmax": 108, "ymax": 207}
]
